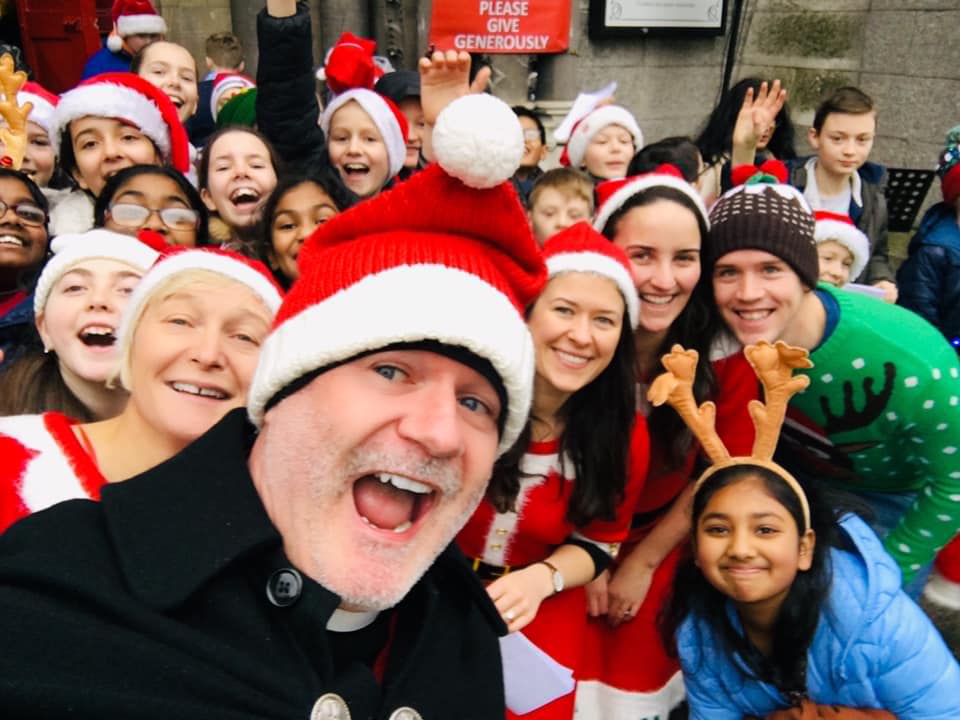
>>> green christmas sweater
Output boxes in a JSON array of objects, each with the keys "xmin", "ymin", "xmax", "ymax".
[{"xmin": 787, "ymin": 284, "xmax": 960, "ymax": 584}]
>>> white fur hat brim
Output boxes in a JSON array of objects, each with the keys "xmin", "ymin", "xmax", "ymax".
[
  {"xmin": 593, "ymin": 172, "xmax": 710, "ymax": 235},
  {"xmin": 815, "ymin": 219, "xmax": 870, "ymax": 281},
  {"xmin": 18, "ymin": 91, "xmax": 56, "ymax": 136},
  {"xmin": 34, "ymin": 229, "xmax": 161, "ymax": 316},
  {"xmin": 566, "ymin": 105, "xmax": 643, "ymax": 170},
  {"xmin": 320, "ymin": 89, "xmax": 406, "ymax": 180},
  {"xmin": 116, "ymin": 14, "xmax": 167, "ymax": 37},
  {"xmin": 546, "ymin": 251, "xmax": 639, "ymax": 329}
]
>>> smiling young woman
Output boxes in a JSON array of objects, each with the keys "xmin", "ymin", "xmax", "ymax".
[{"xmin": 0, "ymin": 246, "xmax": 283, "ymax": 534}]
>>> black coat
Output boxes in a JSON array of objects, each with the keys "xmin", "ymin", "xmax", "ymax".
[{"xmin": 0, "ymin": 409, "xmax": 506, "ymax": 719}]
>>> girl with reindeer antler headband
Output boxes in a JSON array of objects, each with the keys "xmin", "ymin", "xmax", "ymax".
[{"xmin": 657, "ymin": 341, "xmax": 960, "ymax": 720}]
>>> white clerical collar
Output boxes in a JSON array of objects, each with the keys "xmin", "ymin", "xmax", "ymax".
[{"xmin": 326, "ymin": 607, "xmax": 380, "ymax": 632}]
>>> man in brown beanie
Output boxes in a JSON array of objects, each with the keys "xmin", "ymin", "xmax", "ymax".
[{"xmin": 706, "ymin": 172, "xmax": 960, "ymax": 601}]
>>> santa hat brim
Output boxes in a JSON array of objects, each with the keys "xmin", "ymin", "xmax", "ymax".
[
  {"xmin": 18, "ymin": 92, "xmax": 55, "ymax": 136},
  {"xmin": 247, "ymin": 264, "xmax": 535, "ymax": 456},
  {"xmin": 814, "ymin": 219, "xmax": 870, "ymax": 281},
  {"xmin": 116, "ymin": 14, "xmax": 167, "ymax": 37},
  {"xmin": 546, "ymin": 252, "xmax": 639, "ymax": 329},
  {"xmin": 593, "ymin": 173, "xmax": 710, "ymax": 234},
  {"xmin": 565, "ymin": 106, "xmax": 643, "ymax": 170}
]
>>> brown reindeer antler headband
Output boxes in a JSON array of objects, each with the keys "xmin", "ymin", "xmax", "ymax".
[
  {"xmin": 0, "ymin": 53, "xmax": 31, "ymax": 171},
  {"xmin": 648, "ymin": 340, "xmax": 813, "ymax": 530}
]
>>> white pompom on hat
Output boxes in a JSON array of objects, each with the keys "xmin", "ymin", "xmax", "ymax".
[
  {"xmin": 542, "ymin": 221, "xmax": 639, "ymax": 329},
  {"xmin": 561, "ymin": 105, "xmax": 643, "ymax": 169},
  {"xmin": 33, "ymin": 228, "xmax": 163, "ymax": 316},
  {"xmin": 320, "ymin": 88, "xmax": 409, "ymax": 181},
  {"xmin": 248, "ymin": 93, "xmax": 546, "ymax": 455},
  {"xmin": 813, "ymin": 211, "xmax": 870, "ymax": 282}
]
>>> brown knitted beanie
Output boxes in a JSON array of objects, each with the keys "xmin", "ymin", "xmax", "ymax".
[{"xmin": 705, "ymin": 182, "xmax": 819, "ymax": 288}]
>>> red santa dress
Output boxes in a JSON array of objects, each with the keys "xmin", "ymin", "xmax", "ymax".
[
  {"xmin": 575, "ymin": 347, "xmax": 758, "ymax": 719},
  {"xmin": 0, "ymin": 413, "xmax": 107, "ymax": 533},
  {"xmin": 457, "ymin": 417, "xmax": 649, "ymax": 720}
]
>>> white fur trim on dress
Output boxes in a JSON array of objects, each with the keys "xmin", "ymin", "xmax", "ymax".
[
  {"xmin": 814, "ymin": 218, "xmax": 870, "ymax": 281},
  {"xmin": 565, "ymin": 106, "xmax": 643, "ymax": 170},
  {"xmin": 116, "ymin": 249, "xmax": 283, "ymax": 354},
  {"xmin": 0, "ymin": 415, "xmax": 93, "ymax": 514},
  {"xmin": 248, "ymin": 264, "xmax": 535, "ymax": 455},
  {"xmin": 593, "ymin": 173, "xmax": 709, "ymax": 234},
  {"xmin": 575, "ymin": 671, "xmax": 686, "ymax": 719},
  {"xmin": 34, "ymin": 229, "xmax": 160, "ymax": 315},
  {"xmin": 320, "ymin": 89, "xmax": 406, "ymax": 180},
  {"xmin": 432, "ymin": 93, "xmax": 524, "ymax": 189},
  {"xmin": 546, "ymin": 252, "xmax": 639, "ymax": 329},
  {"xmin": 52, "ymin": 82, "xmax": 170, "ymax": 161},
  {"xmin": 116, "ymin": 13, "xmax": 167, "ymax": 37}
]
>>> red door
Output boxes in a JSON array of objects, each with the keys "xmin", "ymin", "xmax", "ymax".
[{"xmin": 16, "ymin": 0, "xmax": 101, "ymax": 93}]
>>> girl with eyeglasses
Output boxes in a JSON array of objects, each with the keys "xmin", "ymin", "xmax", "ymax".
[{"xmin": 94, "ymin": 165, "xmax": 210, "ymax": 247}]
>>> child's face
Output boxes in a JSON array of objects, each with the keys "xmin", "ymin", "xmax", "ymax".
[
  {"xmin": 270, "ymin": 181, "xmax": 339, "ymax": 282},
  {"xmin": 582, "ymin": 124, "xmax": 633, "ymax": 180},
  {"xmin": 518, "ymin": 115, "xmax": 546, "ymax": 169},
  {"xmin": 695, "ymin": 475, "xmax": 815, "ymax": 615},
  {"xmin": 808, "ymin": 112, "xmax": 876, "ymax": 180},
  {"xmin": 201, "ymin": 131, "xmax": 277, "ymax": 231},
  {"xmin": 816, "ymin": 240, "xmax": 854, "ymax": 287},
  {"xmin": 327, "ymin": 100, "xmax": 391, "ymax": 199},
  {"xmin": 528, "ymin": 187, "xmax": 591, "ymax": 245},
  {"xmin": 69, "ymin": 116, "xmax": 161, "ymax": 197},
  {"xmin": 138, "ymin": 41, "xmax": 199, "ymax": 123}
]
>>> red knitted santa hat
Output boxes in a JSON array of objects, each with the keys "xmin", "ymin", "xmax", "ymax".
[
  {"xmin": 813, "ymin": 211, "xmax": 870, "ymax": 281},
  {"xmin": 541, "ymin": 222, "xmax": 639, "ymax": 329},
  {"xmin": 248, "ymin": 92, "xmax": 544, "ymax": 454},
  {"xmin": 18, "ymin": 81, "xmax": 58, "ymax": 137},
  {"xmin": 593, "ymin": 164, "xmax": 710, "ymax": 235},
  {"xmin": 107, "ymin": 0, "xmax": 167, "ymax": 52},
  {"xmin": 52, "ymin": 72, "xmax": 190, "ymax": 174},
  {"xmin": 320, "ymin": 88, "xmax": 409, "ymax": 181}
]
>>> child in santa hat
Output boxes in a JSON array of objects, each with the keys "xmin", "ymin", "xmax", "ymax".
[
  {"xmin": 0, "ymin": 81, "xmax": 60, "ymax": 188},
  {"xmin": 813, "ymin": 210, "xmax": 870, "ymax": 288},
  {"xmin": 81, "ymin": 0, "xmax": 167, "ymax": 80},
  {"xmin": 48, "ymin": 73, "xmax": 191, "ymax": 236}
]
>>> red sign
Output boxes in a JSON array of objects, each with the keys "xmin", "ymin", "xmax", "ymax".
[{"xmin": 429, "ymin": 1, "xmax": 571, "ymax": 54}]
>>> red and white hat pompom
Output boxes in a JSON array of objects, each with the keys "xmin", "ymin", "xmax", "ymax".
[
  {"xmin": 17, "ymin": 81, "xmax": 58, "ymax": 138},
  {"xmin": 320, "ymin": 88, "xmax": 409, "ymax": 181},
  {"xmin": 34, "ymin": 229, "xmax": 162, "ymax": 316},
  {"xmin": 813, "ymin": 211, "xmax": 870, "ymax": 281},
  {"xmin": 593, "ymin": 164, "xmax": 710, "ymax": 234},
  {"xmin": 542, "ymin": 222, "xmax": 640, "ymax": 329},
  {"xmin": 52, "ymin": 72, "xmax": 190, "ymax": 174},
  {"xmin": 432, "ymin": 93, "xmax": 524, "ymax": 189}
]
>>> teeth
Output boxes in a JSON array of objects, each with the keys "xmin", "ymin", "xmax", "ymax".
[
  {"xmin": 344, "ymin": 163, "xmax": 368, "ymax": 171},
  {"xmin": 198, "ymin": 386, "xmax": 227, "ymax": 399},
  {"xmin": 641, "ymin": 295, "xmax": 673, "ymax": 305},
  {"xmin": 392, "ymin": 521, "xmax": 412, "ymax": 533},
  {"xmin": 230, "ymin": 187, "xmax": 259, "ymax": 203},
  {"xmin": 556, "ymin": 350, "xmax": 589, "ymax": 366},
  {"xmin": 738, "ymin": 310, "xmax": 771, "ymax": 321},
  {"xmin": 171, "ymin": 382, "xmax": 227, "ymax": 399},
  {"xmin": 83, "ymin": 326, "xmax": 114, "ymax": 336},
  {"xmin": 0, "ymin": 235, "xmax": 23, "ymax": 247},
  {"xmin": 377, "ymin": 473, "xmax": 431, "ymax": 494}
]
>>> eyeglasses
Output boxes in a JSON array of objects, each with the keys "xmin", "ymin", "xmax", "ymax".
[
  {"xmin": 522, "ymin": 128, "xmax": 543, "ymax": 142},
  {"xmin": 107, "ymin": 203, "xmax": 200, "ymax": 231},
  {"xmin": 0, "ymin": 200, "xmax": 46, "ymax": 227}
]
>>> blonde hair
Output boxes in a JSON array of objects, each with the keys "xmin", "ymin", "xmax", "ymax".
[
  {"xmin": 528, "ymin": 168, "xmax": 594, "ymax": 212},
  {"xmin": 112, "ymin": 269, "xmax": 256, "ymax": 391}
]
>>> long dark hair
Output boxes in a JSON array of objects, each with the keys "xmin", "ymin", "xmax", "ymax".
[
  {"xmin": 487, "ymin": 287, "xmax": 636, "ymax": 526},
  {"xmin": 255, "ymin": 168, "xmax": 358, "ymax": 288},
  {"xmin": 696, "ymin": 78, "xmax": 798, "ymax": 166},
  {"xmin": 0, "ymin": 350, "xmax": 95, "ymax": 421},
  {"xmin": 93, "ymin": 164, "xmax": 211, "ymax": 245},
  {"xmin": 660, "ymin": 465, "xmax": 851, "ymax": 697},
  {"xmin": 601, "ymin": 185, "xmax": 722, "ymax": 470}
]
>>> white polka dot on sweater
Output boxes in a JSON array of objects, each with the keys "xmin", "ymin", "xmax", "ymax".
[
  {"xmin": 822, "ymin": 373, "xmax": 833, "ymax": 383},
  {"xmin": 912, "ymin": 437, "xmax": 925, "ymax": 444},
  {"xmin": 938, "ymin": 423, "xmax": 949, "ymax": 431},
  {"xmin": 898, "ymin": 543, "xmax": 911, "ymax": 553},
  {"xmin": 951, "ymin": 368, "xmax": 959, "ymax": 379},
  {"xmin": 933, "ymin": 368, "xmax": 943, "ymax": 380},
  {"xmin": 924, "ymin": 400, "xmax": 935, "ymax": 409},
  {"xmin": 937, "ymin": 514, "xmax": 953, "ymax": 522},
  {"xmin": 886, "ymin": 412, "xmax": 897, "ymax": 421},
  {"xmin": 944, "ymin": 446, "xmax": 957, "ymax": 454},
  {"xmin": 920, "ymin": 529, "xmax": 933, "ymax": 538},
  {"xmin": 852, "ymin": 358, "xmax": 865, "ymax": 369},
  {"xmin": 949, "ymin": 494, "xmax": 960, "ymax": 501},
  {"xmin": 905, "ymin": 376, "xmax": 919, "ymax": 388}
]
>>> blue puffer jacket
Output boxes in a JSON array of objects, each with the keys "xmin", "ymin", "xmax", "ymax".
[
  {"xmin": 897, "ymin": 202, "xmax": 960, "ymax": 349},
  {"xmin": 677, "ymin": 514, "xmax": 960, "ymax": 720}
]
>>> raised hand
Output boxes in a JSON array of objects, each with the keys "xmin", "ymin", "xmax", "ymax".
[
  {"xmin": 731, "ymin": 80, "xmax": 786, "ymax": 165},
  {"xmin": 0, "ymin": 53, "xmax": 31, "ymax": 170},
  {"xmin": 418, "ymin": 49, "xmax": 491, "ymax": 125}
]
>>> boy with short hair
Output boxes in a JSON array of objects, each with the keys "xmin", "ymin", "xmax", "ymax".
[
  {"xmin": 511, "ymin": 106, "xmax": 548, "ymax": 204},
  {"xmin": 188, "ymin": 32, "xmax": 246, "ymax": 146},
  {"xmin": 788, "ymin": 86, "xmax": 897, "ymax": 301},
  {"xmin": 527, "ymin": 167, "xmax": 594, "ymax": 245}
]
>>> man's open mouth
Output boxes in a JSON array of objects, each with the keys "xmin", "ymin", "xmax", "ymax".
[{"xmin": 352, "ymin": 472, "xmax": 438, "ymax": 534}]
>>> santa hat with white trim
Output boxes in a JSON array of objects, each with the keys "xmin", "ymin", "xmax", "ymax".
[
  {"xmin": 33, "ymin": 228, "xmax": 164, "ymax": 317},
  {"xmin": 249, "ymin": 92, "xmax": 546, "ymax": 455},
  {"xmin": 593, "ymin": 164, "xmax": 710, "ymax": 235},
  {"xmin": 813, "ymin": 210, "xmax": 870, "ymax": 281},
  {"xmin": 17, "ymin": 81, "xmax": 58, "ymax": 138},
  {"xmin": 210, "ymin": 72, "xmax": 256, "ymax": 120},
  {"xmin": 107, "ymin": 0, "xmax": 167, "ymax": 53},
  {"xmin": 320, "ymin": 88, "xmax": 409, "ymax": 182},
  {"xmin": 559, "ymin": 105, "xmax": 643, "ymax": 170},
  {"xmin": 542, "ymin": 221, "xmax": 639, "ymax": 329},
  {"xmin": 51, "ymin": 72, "xmax": 190, "ymax": 175}
]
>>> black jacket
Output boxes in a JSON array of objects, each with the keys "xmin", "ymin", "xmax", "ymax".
[
  {"xmin": 0, "ymin": 409, "xmax": 506, "ymax": 719},
  {"xmin": 255, "ymin": 2, "xmax": 328, "ymax": 176}
]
